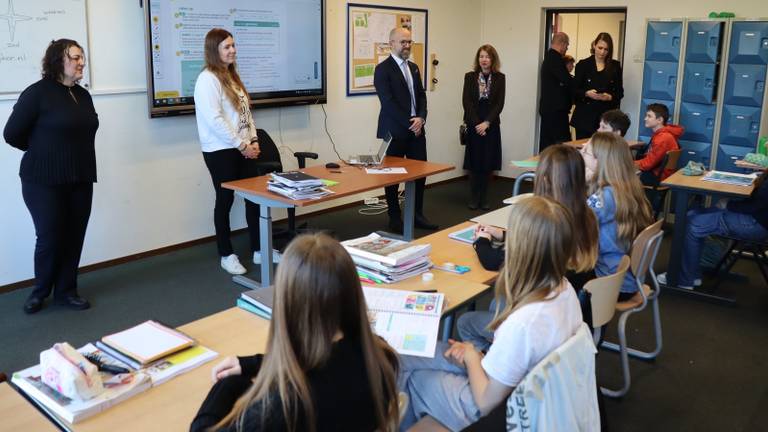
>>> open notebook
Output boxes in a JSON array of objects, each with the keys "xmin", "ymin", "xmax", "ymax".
[{"xmin": 101, "ymin": 321, "xmax": 194, "ymax": 365}]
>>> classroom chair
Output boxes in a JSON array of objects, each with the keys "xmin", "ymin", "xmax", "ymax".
[
  {"xmin": 644, "ymin": 149, "xmax": 682, "ymax": 217},
  {"xmin": 711, "ymin": 236, "xmax": 768, "ymax": 290},
  {"xmin": 601, "ymin": 220, "xmax": 665, "ymax": 397},
  {"xmin": 512, "ymin": 172, "xmax": 535, "ymax": 197},
  {"xmin": 256, "ymin": 129, "xmax": 319, "ymax": 242}
]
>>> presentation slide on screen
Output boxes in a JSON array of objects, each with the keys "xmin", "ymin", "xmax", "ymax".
[{"xmin": 148, "ymin": 0, "xmax": 323, "ymax": 106}]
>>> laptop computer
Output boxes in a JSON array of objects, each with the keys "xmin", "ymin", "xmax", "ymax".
[{"xmin": 347, "ymin": 133, "xmax": 393, "ymax": 166}]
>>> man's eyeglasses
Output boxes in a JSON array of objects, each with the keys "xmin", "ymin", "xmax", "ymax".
[{"xmin": 392, "ymin": 40, "xmax": 412, "ymax": 46}]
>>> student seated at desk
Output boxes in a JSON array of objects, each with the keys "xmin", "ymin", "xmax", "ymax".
[
  {"xmin": 398, "ymin": 196, "xmax": 583, "ymax": 430},
  {"xmin": 634, "ymin": 103, "xmax": 683, "ymax": 185},
  {"xmin": 462, "ymin": 145, "xmax": 597, "ymax": 350},
  {"xmin": 580, "ymin": 108, "xmax": 630, "ymax": 182},
  {"xmin": 657, "ymin": 169, "xmax": 768, "ymax": 289},
  {"xmin": 588, "ymin": 132, "xmax": 654, "ymax": 303},
  {"xmin": 191, "ymin": 233, "xmax": 399, "ymax": 432}
]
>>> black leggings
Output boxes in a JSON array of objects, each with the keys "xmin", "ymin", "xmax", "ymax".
[
  {"xmin": 22, "ymin": 181, "xmax": 93, "ymax": 300},
  {"xmin": 202, "ymin": 149, "xmax": 261, "ymax": 257}
]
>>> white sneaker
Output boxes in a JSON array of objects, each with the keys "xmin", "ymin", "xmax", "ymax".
[
  {"xmin": 220, "ymin": 254, "xmax": 247, "ymax": 275},
  {"xmin": 656, "ymin": 272, "xmax": 701, "ymax": 290},
  {"xmin": 253, "ymin": 249, "xmax": 282, "ymax": 264}
]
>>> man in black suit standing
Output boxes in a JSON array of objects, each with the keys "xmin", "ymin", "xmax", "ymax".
[
  {"xmin": 539, "ymin": 32, "xmax": 573, "ymax": 152},
  {"xmin": 374, "ymin": 27, "xmax": 437, "ymax": 233}
]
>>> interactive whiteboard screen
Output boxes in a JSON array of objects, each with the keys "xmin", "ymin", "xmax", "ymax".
[{"xmin": 144, "ymin": 0, "xmax": 325, "ymax": 117}]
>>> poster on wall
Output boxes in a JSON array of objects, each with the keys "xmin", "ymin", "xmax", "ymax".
[{"xmin": 346, "ymin": 4, "xmax": 428, "ymax": 96}]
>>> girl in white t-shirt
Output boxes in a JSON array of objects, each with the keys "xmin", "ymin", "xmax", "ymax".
[{"xmin": 399, "ymin": 196, "xmax": 584, "ymax": 431}]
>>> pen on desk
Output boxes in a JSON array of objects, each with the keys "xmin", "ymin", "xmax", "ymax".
[{"xmin": 416, "ymin": 289, "xmax": 438, "ymax": 293}]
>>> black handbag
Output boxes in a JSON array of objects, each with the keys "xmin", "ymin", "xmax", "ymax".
[{"xmin": 459, "ymin": 123, "xmax": 468, "ymax": 145}]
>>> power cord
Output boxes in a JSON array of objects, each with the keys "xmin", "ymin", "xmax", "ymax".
[
  {"xmin": 320, "ymin": 103, "xmax": 344, "ymax": 161},
  {"xmin": 357, "ymin": 190, "xmax": 404, "ymax": 216}
]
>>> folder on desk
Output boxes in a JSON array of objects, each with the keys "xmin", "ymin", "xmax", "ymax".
[{"xmin": 101, "ymin": 321, "xmax": 194, "ymax": 366}]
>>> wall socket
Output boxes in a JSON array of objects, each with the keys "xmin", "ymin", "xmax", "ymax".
[{"xmin": 364, "ymin": 197, "xmax": 380, "ymax": 205}]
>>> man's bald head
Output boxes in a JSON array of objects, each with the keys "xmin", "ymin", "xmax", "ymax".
[{"xmin": 551, "ymin": 32, "xmax": 570, "ymax": 55}]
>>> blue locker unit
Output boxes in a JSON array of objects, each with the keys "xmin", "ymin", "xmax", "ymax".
[
  {"xmin": 722, "ymin": 64, "xmax": 766, "ymax": 106},
  {"xmin": 645, "ymin": 21, "xmax": 683, "ymax": 62},
  {"xmin": 729, "ymin": 21, "xmax": 768, "ymax": 65},
  {"xmin": 716, "ymin": 144, "xmax": 753, "ymax": 173},
  {"xmin": 682, "ymin": 63, "xmax": 717, "ymax": 103},
  {"xmin": 719, "ymin": 104, "xmax": 762, "ymax": 147},
  {"xmin": 679, "ymin": 102, "xmax": 716, "ymax": 142},
  {"xmin": 642, "ymin": 61, "xmax": 679, "ymax": 100},
  {"xmin": 638, "ymin": 98, "xmax": 676, "ymax": 137},
  {"xmin": 686, "ymin": 21, "xmax": 722, "ymax": 63},
  {"xmin": 678, "ymin": 140, "xmax": 712, "ymax": 167}
]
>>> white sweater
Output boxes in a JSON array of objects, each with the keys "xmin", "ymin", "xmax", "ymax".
[{"xmin": 193, "ymin": 69, "xmax": 257, "ymax": 153}]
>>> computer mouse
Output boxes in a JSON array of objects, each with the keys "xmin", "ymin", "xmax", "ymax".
[{"xmin": 325, "ymin": 162, "xmax": 340, "ymax": 169}]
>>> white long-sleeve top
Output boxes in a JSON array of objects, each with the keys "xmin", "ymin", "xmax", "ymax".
[{"xmin": 194, "ymin": 69, "xmax": 257, "ymax": 153}]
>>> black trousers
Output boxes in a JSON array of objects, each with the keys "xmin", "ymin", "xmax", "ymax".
[
  {"xmin": 385, "ymin": 133, "xmax": 427, "ymax": 219},
  {"xmin": 575, "ymin": 128, "xmax": 594, "ymax": 140},
  {"xmin": 202, "ymin": 149, "xmax": 261, "ymax": 257},
  {"xmin": 22, "ymin": 181, "xmax": 93, "ymax": 300},
  {"xmin": 539, "ymin": 110, "xmax": 571, "ymax": 152}
]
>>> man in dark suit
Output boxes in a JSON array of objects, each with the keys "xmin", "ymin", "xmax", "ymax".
[
  {"xmin": 539, "ymin": 32, "xmax": 573, "ymax": 152},
  {"xmin": 374, "ymin": 27, "xmax": 437, "ymax": 232}
]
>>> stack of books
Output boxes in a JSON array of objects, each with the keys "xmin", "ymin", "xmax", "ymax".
[
  {"xmin": 267, "ymin": 171, "xmax": 333, "ymax": 200},
  {"xmin": 702, "ymin": 170, "xmax": 757, "ymax": 186},
  {"xmin": 12, "ymin": 320, "xmax": 217, "ymax": 424},
  {"xmin": 342, "ymin": 233, "xmax": 432, "ymax": 283},
  {"xmin": 237, "ymin": 286, "xmax": 274, "ymax": 320}
]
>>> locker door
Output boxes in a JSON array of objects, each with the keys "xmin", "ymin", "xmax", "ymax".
[
  {"xmin": 686, "ymin": 21, "xmax": 723, "ymax": 63},
  {"xmin": 679, "ymin": 102, "xmax": 716, "ymax": 142},
  {"xmin": 645, "ymin": 21, "xmax": 683, "ymax": 62},
  {"xmin": 719, "ymin": 104, "xmax": 762, "ymax": 147},
  {"xmin": 723, "ymin": 64, "xmax": 766, "ymax": 107},
  {"xmin": 729, "ymin": 21, "xmax": 768, "ymax": 65},
  {"xmin": 643, "ymin": 61, "xmax": 679, "ymax": 99},
  {"xmin": 682, "ymin": 63, "xmax": 717, "ymax": 103},
  {"xmin": 716, "ymin": 144, "xmax": 753, "ymax": 173},
  {"xmin": 638, "ymin": 98, "xmax": 676, "ymax": 137},
  {"xmin": 678, "ymin": 140, "xmax": 712, "ymax": 167}
]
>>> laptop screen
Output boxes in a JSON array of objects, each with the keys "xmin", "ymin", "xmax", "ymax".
[{"xmin": 378, "ymin": 133, "xmax": 393, "ymax": 160}]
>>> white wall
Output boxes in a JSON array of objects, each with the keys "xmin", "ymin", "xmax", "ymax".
[
  {"xmin": 481, "ymin": 0, "xmax": 768, "ymax": 178},
  {"xmin": 0, "ymin": 0, "xmax": 480, "ymax": 286}
]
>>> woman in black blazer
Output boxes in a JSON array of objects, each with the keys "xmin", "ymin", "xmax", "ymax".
[
  {"xmin": 571, "ymin": 32, "xmax": 623, "ymax": 139},
  {"xmin": 462, "ymin": 44, "xmax": 505, "ymax": 210}
]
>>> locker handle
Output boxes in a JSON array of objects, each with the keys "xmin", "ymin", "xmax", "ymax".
[
  {"xmin": 709, "ymin": 36, "xmax": 718, "ymax": 47},
  {"xmin": 757, "ymin": 81, "xmax": 765, "ymax": 92},
  {"xmin": 672, "ymin": 37, "xmax": 680, "ymax": 47},
  {"xmin": 705, "ymin": 79, "xmax": 713, "ymax": 88}
]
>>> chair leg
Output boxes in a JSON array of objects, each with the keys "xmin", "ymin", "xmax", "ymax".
[
  {"xmin": 600, "ymin": 312, "xmax": 632, "ymax": 398},
  {"xmin": 753, "ymin": 246, "xmax": 768, "ymax": 286}
]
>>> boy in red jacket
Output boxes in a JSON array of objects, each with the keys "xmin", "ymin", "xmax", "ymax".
[{"xmin": 635, "ymin": 103, "xmax": 684, "ymax": 185}]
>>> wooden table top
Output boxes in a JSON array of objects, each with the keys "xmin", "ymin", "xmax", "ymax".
[
  {"xmin": 382, "ymin": 264, "xmax": 491, "ymax": 313},
  {"xmin": 222, "ymin": 157, "xmax": 454, "ymax": 207},
  {"xmin": 414, "ymin": 222, "xmax": 499, "ymax": 286},
  {"xmin": 661, "ymin": 169, "xmax": 755, "ymax": 197},
  {"xmin": 0, "ymin": 382, "xmax": 61, "ymax": 432}
]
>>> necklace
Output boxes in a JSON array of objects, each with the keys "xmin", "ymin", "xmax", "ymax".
[{"xmin": 67, "ymin": 87, "xmax": 78, "ymax": 104}]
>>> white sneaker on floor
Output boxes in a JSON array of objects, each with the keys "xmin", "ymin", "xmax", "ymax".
[
  {"xmin": 656, "ymin": 272, "xmax": 701, "ymax": 290},
  {"xmin": 220, "ymin": 254, "xmax": 247, "ymax": 275},
  {"xmin": 253, "ymin": 249, "xmax": 282, "ymax": 264}
]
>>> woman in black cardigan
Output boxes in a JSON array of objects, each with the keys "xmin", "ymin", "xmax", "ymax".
[
  {"xmin": 570, "ymin": 32, "xmax": 623, "ymax": 139},
  {"xmin": 3, "ymin": 39, "xmax": 98, "ymax": 314},
  {"xmin": 462, "ymin": 44, "xmax": 505, "ymax": 210}
]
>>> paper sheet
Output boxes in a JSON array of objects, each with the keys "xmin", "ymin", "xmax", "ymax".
[{"xmin": 366, "ymin": 167, "xmax": 408, "ymax": 174}]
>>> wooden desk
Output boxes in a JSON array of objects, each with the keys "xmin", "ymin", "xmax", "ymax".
[
  {"xmin": 513, "ymin": 138, "xmax": 645, "ymax": 168},
  {"xmin": 661, "ymin": 170, "xmax": 755, "ymax": 301},
  {"xmin": 414, "ymin": 221, "xmax": 498, "ymax": 286},
  {"xmin": 72, "ymin": 308, "xmax": 270, "ymax": 432},
  {"xmin": 223, "ymin": 157, "xmax": 454, "ymax": 287},
  {"xmin": 0, "ymin": 382, "xmax": 58, "ymax": 432}
]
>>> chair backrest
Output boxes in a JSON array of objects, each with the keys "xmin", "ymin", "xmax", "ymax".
[
  {"xmin": 584, "ymin": 255, "xmax": 631, "ymax": 328},
  {"xmin": 630, "ymin": 219, "xmax": 664, "ymax": 283},
  {"xmin": 254, "ymin": 129, "xmax": 284, "ymax": 175},
  {"xmin": 513, "ymin": 172, "xmax": 536, "ymax": 197},
  {"xmin": 664, "ymin": 149, "xmax": 682, "ymax": 171}
]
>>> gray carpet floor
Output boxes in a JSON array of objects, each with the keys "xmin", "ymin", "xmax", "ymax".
[{"xmin": 1, "ymin": 178, "xmax": 767, "ymax": 431}]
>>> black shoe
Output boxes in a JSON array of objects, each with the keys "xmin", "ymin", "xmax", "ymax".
[
  {"xmin": 481, "ymin": 201, "xmax": 491, "ymax": 211},
  {"xmin": 54, "ymin": 296, "xmax": 91, "ymax": 310},
  {"xmin": 467, "ymin": 201, "xmax": 479, "ymax": 210},
  {"xmin": 414, "ymin": 214, "xmax": 439, "ymax": 230},
  {"xmin": 388, "ymin": 217, "xmax": 404, "ymax": 234},
  {"xmin": 23, "ymin": 296, "xmax": 43, "ymax": 314}
]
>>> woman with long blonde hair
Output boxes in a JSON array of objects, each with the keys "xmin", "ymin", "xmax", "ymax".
[
  {"xmin": 400, "ymin": 196, "xmax": 583, "ymax": 430},
  {"xmin": 588, "ymin": 132, "xmax": 654, "ymax": 302},
  {"xmin": 191, "ymin": 233, "xmax": 400, "ymax": 432}
]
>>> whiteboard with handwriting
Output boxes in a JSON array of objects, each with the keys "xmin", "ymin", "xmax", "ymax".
[{"xmin": 0, "ymin": 0, "xmax": 90, "ymax": 94}]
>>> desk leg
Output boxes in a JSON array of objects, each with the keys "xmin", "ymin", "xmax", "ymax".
[
  {"xmin": 403, "ymin": 181, "xmax": 416, "ymax": 241},
  {"xmin": 259, "ymin": 205, "xmax": 275, "ymax": 287},
  {"xmin": 666, "ymin": 189, "xmax": 689, "ymax": 287}
]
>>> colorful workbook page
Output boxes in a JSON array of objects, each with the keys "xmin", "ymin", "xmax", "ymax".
[
  {"xmin": 363, "ymin": 287, "xmax": 444, "ymax": 358},
  {"xmin": 448, "ymin": 225, "xmax": 478, "ymax": 244}
]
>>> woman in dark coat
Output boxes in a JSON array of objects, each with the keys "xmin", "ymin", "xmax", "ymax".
[
  {"xmin": 571, "ymin": 32, "xmax": 623, "ymax": 139},
  {"xmin": 462, "ymin": 44, "xmax": 505, "ymax": 210}
]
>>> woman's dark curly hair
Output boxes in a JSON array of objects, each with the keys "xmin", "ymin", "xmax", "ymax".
[{"xmin": 41, "ymin": 39, "xmax": 83, "ymax": 81}]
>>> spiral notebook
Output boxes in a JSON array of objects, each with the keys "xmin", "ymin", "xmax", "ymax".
[{"xmin": 363, "ymin": 287, "xmax": 445, "ymax": 358}]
